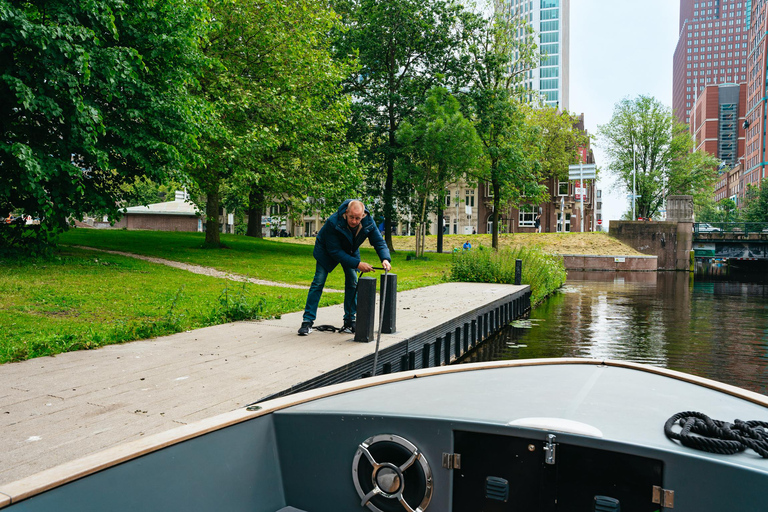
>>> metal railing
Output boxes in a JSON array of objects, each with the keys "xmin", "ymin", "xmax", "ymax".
[{"xmin": 693, "ymin": 222, "xmax": 768, "ymax": 235}]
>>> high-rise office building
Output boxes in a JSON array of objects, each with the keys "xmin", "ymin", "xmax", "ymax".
[
  {"xmin": 672, "ymin": 0, "xmax": 750, "ymax": 126},
  {"xmin": 505, "ymin": 0, "xmax": 570, "ymax": 110}
]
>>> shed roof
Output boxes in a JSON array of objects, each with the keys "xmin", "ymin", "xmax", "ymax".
[{"xmin": 122, "ymin": 199, "xmax": 200, "ymax": 216}]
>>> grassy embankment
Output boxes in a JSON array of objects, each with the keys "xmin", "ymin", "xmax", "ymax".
[
  {"xmin": 0, "ymin": 230, "xmax": 452, "ymax": 363},
  {"xmin": 0, "ymin": 230, "xmax": 635, "ymax": 363}
]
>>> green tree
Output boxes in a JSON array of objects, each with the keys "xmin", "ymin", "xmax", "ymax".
[
  {"xmin": 463, "ymin": 10, "xmax": 542, "ymax": 248},
  {"xmin": 742, "ymin": 180, "xmax": 768, "ymax": 223},
  {"xmin": 597, "ymin": 95, "xmax": 720, "ymax": 220},
  {"xmin": 331, "ymin": 0, "xmax": 482, "ymax": 251},
  {"xmin": 190, "ymin": 0, "xmax": 359, "ymax": 246},
  {"xmin": 0, "ymin": 0, "xmax": 209, "ymax": 252},
  {"xmin": 397, "ymin": 88, "xmax": 484, "ymax": 257},
  {"xmin": 523, "ymin": 105, "xmax": 590, "ymax": 182}
]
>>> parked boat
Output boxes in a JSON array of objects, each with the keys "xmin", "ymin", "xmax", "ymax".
[{"xmin": 2, "ymin": 358, "xmax": 767, "ymax": 511}]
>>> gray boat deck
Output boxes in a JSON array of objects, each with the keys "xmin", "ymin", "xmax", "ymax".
[{"xmin": 0, "ymin": 282, "xmax": 526, "ymax": 487}]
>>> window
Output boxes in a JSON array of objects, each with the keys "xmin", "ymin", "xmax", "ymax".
[
  {"xmin": 445, "ymin": 191, "xmax": 451, "ymax": 207},
  {"xmin": 558, "ymin": 181, "xmax": 569, "ymax": 196},
  {"xmin": 597, "ymin": 190, "xmax": 602, "ymax": 199},
  {"xmin": 541, "ymin": 79, "xmax": 559, "ymax": 90},
  {"xmin": 519, "ymin": 205, "xmax": 537, "ymax": 227},
  {"xmin": 540, "ymin": 20, "xmax": 559, "ymax": 32},
  {"xmin": 465, "ymin": 189, "xmax": 475, "ymax": 207},
  {"xmin": 557, "ymin": 212, "xmax": 571, "ymax": 232}
]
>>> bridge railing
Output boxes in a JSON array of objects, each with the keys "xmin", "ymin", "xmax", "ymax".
[{"xmin": 693, "ymin": 222, "xmax": 768, "ymax": 235}]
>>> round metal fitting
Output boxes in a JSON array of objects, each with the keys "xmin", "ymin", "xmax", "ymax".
[{"xmin": 352, "ymin": 434, "xmax": 433, "ymax": 512}]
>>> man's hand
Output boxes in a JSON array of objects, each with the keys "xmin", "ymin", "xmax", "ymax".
[
  {"xmin": 358, "ymin": 261, "xmax": 373, "ymax": 272},
  {"xmin": 382, "ymin": 260, "xmax": 392, "ymax": 272}
]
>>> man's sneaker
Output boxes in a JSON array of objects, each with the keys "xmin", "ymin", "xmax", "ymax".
[
  {"xmin": 298, "ymin": 321, "xmax": 313, "ymax": 336},
  {"xmin": 339, "ymin": 320, "xmax": 355, "ymax": 334}
]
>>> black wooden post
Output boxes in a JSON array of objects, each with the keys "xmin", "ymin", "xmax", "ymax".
[
  {"xmin": 515, "ymin": 259, "xmax": 523, "ymax": 285},
  {"xmin": 354, "ymin": 277, "xmax": 376, "ymax": 342},
  {"xmin": 433, "ymin": 338, "xmax": 442, "ymax": 367},
  {"xmin": 455, "ymin": 327, "xmax": 462, "ymax": 357},
  {"xmin": 380, "ymin": 273, "xmax": 397, "ymax": 333}
]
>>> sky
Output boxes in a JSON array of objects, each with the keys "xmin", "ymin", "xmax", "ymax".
[{"xmin": 569, "ymin": 0, "xmax": 680, "ymax": 222}]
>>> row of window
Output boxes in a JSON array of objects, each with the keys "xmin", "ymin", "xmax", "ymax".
[
  {"xmin": 540, "ymin": 20, "xmax": 558, "ymax": 32},
  {"xmin": 685, "ymin": 75, "xmax": 746, "ymax": 84},
  {"xmin": 444, "ymin": 190, "xmax": 475, "ymax": 208},
  {"xmin": 687, "ymin": 60, "xmax": 746, "ymax": 67},
  {"xmin": 540, "ymin": 32, "xmax": 558, "ymax": 44},
  {"xmin": 540, "ymin": 43, "xmax": 559, "ymax": 56},
  {"xmin": 694, "ymin": 1, "xmax": 745, "ymax": 7},
  {"xmin": 685, "ymin": 67, "xmax": 746, "ymax": 78},
  {"xmin": 540, "ymin": 79, "xmax": 559, "ymax": 90}
]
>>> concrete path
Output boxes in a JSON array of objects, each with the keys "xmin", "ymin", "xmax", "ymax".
[
  {"xmin": 0, "ymin": 281, "xmax": 525, "ymax": 487},
  {"xmin": 68, "ymin": 245, "xmax": 343, "ymax": 292}
]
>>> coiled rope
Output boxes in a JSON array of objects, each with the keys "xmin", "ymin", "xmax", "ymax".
[{"xmin": 664, "ymin": 411, "xmax": 768, "ymax": 458}]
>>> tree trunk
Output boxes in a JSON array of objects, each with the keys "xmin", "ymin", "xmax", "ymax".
[
  {"xmin": 417, "ymin": 193, "xmax": 429, "ymax": 258},
  {"xmin": 436, "ymin": 204, "xmax": 443, "ymax": 253},
  {"xmin": 492, "ymin": 181, "xmax": 501, "ymax": 249},
  {"xmin": 204, "ymin": 188, "xmax": 221, "ymax": 247},
  {"xmin": 246, "ymin": 187, "xmax": 265, "ymax": 238},
  {"xmin": 385, "ymin": 122, "xmax": 396, "ymax": 252}
]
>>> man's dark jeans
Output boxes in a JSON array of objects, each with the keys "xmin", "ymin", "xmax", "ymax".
[{"xmin": 302, "ymin": 262, "xmax": 358, "ymax": 323}]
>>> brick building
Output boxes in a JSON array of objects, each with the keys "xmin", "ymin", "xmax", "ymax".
[
  {"xmin": 745, "ymin": 0, "xmax": 768, "ymax": 190},
  {"xmin": 672, "ymin": 0, "xmax": 749, "ymax": 126},
  {"xmin": 689, "ymin": 82, "xmax": 747, "ymax": 168}
]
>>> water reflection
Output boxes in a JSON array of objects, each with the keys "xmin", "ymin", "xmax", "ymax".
[{"xmin": 463, "ymin": 271, "xmax": 768, "ymax": 395}]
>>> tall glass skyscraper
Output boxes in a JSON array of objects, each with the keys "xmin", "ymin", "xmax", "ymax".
[{"xmin": 504, "ymin": 0, "xmax": 570, "ymax": 110}]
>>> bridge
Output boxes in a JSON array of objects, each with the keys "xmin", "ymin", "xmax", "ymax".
[{"xmin": 693, "ymin": 222, "xmax": 768, "ymax": 260}]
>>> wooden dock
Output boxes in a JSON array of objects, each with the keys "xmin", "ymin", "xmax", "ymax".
[{"xmin": 0, "ymin": 282, "xmax": 528, "ymax": 487}]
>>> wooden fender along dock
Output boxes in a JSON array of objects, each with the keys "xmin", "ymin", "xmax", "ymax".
[{"xmin": 0, "ymin": 282, "xmax": 529, "ymax": 487}]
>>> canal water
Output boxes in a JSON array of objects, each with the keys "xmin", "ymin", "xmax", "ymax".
[{"xmin": 463, "ymin": 271, "xmax": 768, "ymax": 395}]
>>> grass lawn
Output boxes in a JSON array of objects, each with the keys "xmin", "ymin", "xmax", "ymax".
[
  {"xmin": 59, "ymin": 229, "xmax": 453, "ymax": 291},
  {"xmin": 272, "ymin": 231, "xmax": 644, "ymax": 256},
  {"xmin": 1, "ymin": 230, "xmax": 453, "ymax": 363}
]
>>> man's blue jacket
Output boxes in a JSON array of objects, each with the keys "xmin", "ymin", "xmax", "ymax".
[{"xmin": 314, "ymin": 200, "xmax": 391, "ymax": 272}]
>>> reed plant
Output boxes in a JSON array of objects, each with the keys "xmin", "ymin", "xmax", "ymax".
[{"xmin": 450, "ymin": 245, "xmax": 566, "ymax": 306}]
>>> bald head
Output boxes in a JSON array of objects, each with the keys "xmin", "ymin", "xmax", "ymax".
[
  {"xmin": 344, "ymin": 200, "xmax": 366, "ymax": 229},
  {"xmin": 347, "ymin": 200, "xmax": 365, "ymax": 215}
]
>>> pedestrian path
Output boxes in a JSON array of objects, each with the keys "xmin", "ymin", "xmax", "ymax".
[
  {"xmin": 0, "ymin": 281, "xmax": 526, "ymax": 487},
  {"xmin": 68, "ymin": 245, "xmax": 343, "ymax": 292}
]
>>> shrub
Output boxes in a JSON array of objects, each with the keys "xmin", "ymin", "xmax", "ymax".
[{"xmin": 450, "ymin": 245, "xmax": 566, "ymax": 306}]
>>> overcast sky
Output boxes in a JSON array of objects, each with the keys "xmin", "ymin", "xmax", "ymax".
[{"xmin": 570, "ymin": 0, "xmax": 680, "ymax": 221}]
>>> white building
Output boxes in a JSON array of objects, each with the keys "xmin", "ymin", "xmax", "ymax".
[{"xmin": 503, "ymin": 0, "xmax": 570, "ymax": 110}]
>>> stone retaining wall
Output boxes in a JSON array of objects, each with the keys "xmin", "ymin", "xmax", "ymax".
[{"xmin": 561, "ymin": 254, "xmax": 658, "ymax": 272}]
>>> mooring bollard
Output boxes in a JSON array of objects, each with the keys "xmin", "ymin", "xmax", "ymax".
[
  {"xmin": 379, "ymin": 273, "xmax": 397, "ymax": 333},
  {"xmin": 354, "ymin": 276, "xmax": 377, "ymax": 342},
  {"xmin": 515, "ymin": 259, "xmax": 523, "ymax": 285}
]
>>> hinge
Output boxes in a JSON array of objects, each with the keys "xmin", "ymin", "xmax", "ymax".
[
  {"xmin": 652, "ymin": 486, "xmax": 675, "ymax": 509},
  {"xmin": 442, "ymin": 453, "xmax": 461, "ymax": 469},
  {"xmin": 544, "ymin": 434, "xmax": 556, "ymax": 465}
]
